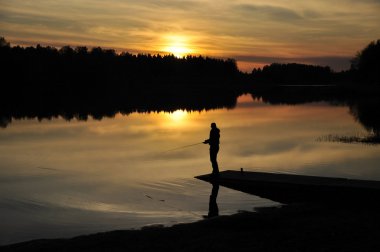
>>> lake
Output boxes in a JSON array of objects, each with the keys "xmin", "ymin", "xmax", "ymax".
[{"xmin": 1, "ymin": 93, "xmax": 380, "ymax": 245}]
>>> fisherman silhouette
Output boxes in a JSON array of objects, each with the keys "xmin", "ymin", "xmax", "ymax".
[{"xmin": 203, "ymin": 122, "xmax": 220, "ymax": 176}]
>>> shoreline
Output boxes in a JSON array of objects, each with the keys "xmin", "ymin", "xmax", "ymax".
[
  {"xmin": 3, "ymin": 170, "xmax": 380, "ymax": 251},
  {"xmin": 3, "ymin": 202, "xmax": 380, "ymax": 252}
]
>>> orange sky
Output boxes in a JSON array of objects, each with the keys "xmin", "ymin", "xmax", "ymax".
[{"xmin": 1, "ymin": 0, "xmax": 379, "ymax": 71}]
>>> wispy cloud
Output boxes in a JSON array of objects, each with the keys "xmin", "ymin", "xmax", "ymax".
[{"xmin": 0, "ymin": 0, "xmax": 379, "ymax": 70}]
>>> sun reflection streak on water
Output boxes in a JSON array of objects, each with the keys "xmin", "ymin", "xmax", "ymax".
[{"xmin": 168, "ymin": 109, "xmax": 187, "ymax": 122}]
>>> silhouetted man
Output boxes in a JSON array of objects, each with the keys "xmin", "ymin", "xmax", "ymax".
[{"xmin": 203, "ymin": 122, "xmax": 220, "ymax": 176}]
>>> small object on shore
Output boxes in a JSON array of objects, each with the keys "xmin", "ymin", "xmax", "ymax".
[{"xmin": 240, "ymin": 168, "xmax": 244, "ymax": 174}]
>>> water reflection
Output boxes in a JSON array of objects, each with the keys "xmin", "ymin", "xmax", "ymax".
[
  {"xmin": 349, "ymin": 99, "xmax": 380, "ymax": 138},
  {"xmin": 1, "ymin": 86, "xmax": 379, "ymax": 143},
  {"xmin": 207, "ymin": 181, "xmax": 219, "ymax": 218},
  {"xmin": 0, "ymin": 90, "xmax": 238, "ymax": 128},
  {"xmin": 252, "ymin": 86, "xmax": 380, "ymax": 142},
  {"xmin": 1, "ymin": 90, "xmax": 380, "ymax": 245}
]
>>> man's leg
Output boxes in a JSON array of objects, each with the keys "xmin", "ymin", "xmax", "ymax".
[{"xmin": 210, "ymin": 147, "xmax": 219, "ymax": 174}]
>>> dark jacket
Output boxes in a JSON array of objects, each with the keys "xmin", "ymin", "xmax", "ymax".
[{"xmin": 206, "ymin": 127, "xmax": 220, "ymax": 147}]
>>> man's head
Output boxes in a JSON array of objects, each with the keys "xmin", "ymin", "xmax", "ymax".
[{"xmin": 211, "ymin": 122, "xmax": 217, "ymax": 129}]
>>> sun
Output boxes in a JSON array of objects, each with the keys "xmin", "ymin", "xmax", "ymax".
[
  {"xmin": 166, "ymin": 44, "xmax": 191, "ymax": 58},
  {"xmin": 162, "ymin": 35, "xmax": 193, "ymax": 58}
]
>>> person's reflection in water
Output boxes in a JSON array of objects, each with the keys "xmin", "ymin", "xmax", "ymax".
[{"xmin": 207, "ymin": 181, "xmax": 219, "ymax": 218}]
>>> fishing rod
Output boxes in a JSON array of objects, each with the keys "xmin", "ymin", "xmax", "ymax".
[{"xmin": 161, "ymin": 142, "xmax": 204, "ymax": 153}]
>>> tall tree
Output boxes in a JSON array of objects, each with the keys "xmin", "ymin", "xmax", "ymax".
[{"xmin": 351, "ymin": 40, "xmax": 380, "ymax": 85}]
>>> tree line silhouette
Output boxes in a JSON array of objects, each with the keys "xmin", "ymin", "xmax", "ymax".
[
  {"xmin": 350, "ymin": 40, "xmax": 380, "ymax": 85},
  {"xmin": 247, "ymin": 39, "xmax": 380, "ymax": 139},
  {"xmin": 1, "ymin": 37, "xmax": 378, "ymax": 88},
  {"xmin": 0, "ymin": 37, "xmax": 243, "ymax": 91},
  {"xmin": 250, "ymin": 40, "xmax": 379, "ymax": 86},
  {"xmin": 251, "ymin": 63, "xmax": 337, "ymax": 85},
  {"xmin": 0, "ymin": 37, "xmax": 379, "ymax": 130},
  {"xmin": 0, "ymin": 37, "xmax": 243, "ymax": 127}
]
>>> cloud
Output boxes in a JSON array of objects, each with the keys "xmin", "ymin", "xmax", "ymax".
[
  {"xmin": 138, "ymin": 0, "xmax": 204, "ymax": 11},
  {"xmin": 233, "ymin": 4, "xmax": 303, "ymax": 23},
  {"xmin": 0, "ymin": 0, "xmax": 379, "ymax": 69}
]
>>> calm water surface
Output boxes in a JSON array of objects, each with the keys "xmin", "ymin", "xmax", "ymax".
[{"xmin": 1, "ymin": 94, "xmax": 380, "ymax": 245}]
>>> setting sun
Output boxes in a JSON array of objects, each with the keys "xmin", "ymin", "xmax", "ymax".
[{"xmin": 162, "ymin": 35, "xmax": 193, "ymax": 57}]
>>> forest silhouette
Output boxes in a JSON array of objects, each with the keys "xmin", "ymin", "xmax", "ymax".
[
  {"xmin": 0, "ymin": 37, "xmax": 379, "ymax": 132},
  {"xmin": 0, "ymin": 37, "xmax": 242, "ymax": 127},
  {"xmin": 250, "ymin": 40, "xmax": 380, "ymax": 86}
]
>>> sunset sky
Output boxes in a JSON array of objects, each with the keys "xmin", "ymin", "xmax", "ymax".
[{"xmin": 1, "ymin": 0, "xmax": 379, "ymax": 71}]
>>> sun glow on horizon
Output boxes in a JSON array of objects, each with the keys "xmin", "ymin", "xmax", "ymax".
[{"xmin": 162, "ymin": 35, "xmax": 194, "ymax": 57}]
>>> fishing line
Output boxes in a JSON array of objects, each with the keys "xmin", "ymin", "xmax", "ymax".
[
  {"xmin": 141, "ymin": 142, "xmax": 205, "ymax": 161},
  {"xmin": 36, "ymin": 166, "xmax": 62, "ymax": 172},
  {"xmin": 160, "ymin": 142, "xmax": 204, "ymax": 154}
]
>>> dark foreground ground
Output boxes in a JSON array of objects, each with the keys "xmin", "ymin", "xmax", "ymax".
[{"xmin": 2, "ymin": 202, "xmax": 380, "ymax": 252}]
